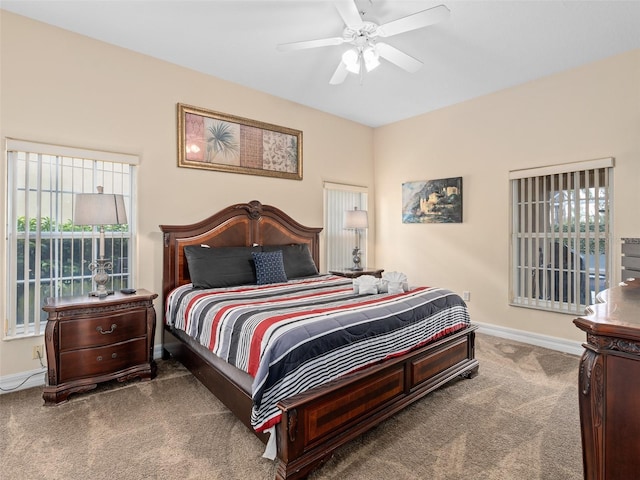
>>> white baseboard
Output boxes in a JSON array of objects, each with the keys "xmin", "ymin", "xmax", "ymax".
[
  {"xmin": 0, "ymin": 346, "xmax": 167, "ymax": 395},
  {"xmin": 475, "ymin": 321, "xmax": 584, "ymax": 356},
  {"xmin": 0, "ymin": 328, "xmax": 583, "ymax": 394},
  {"xmin": 0, "ymin": 368, "xmax": 47, "ymax": 394},
  {"xmin": 154, "ymin": 344, "xmax": 164, "ymax": 360}
]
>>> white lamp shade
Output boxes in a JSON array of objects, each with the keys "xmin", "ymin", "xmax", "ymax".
[
  {"xmin": 344, "ymin": 209, "xmax": 368, "ymax": 230},
  {"xmin": 74, "ymin": 193, "xmax": 128, "ymax": 226},
  {"xmin": 363, "ymin": 47, "xmax": 380, "ymax": 72},
  {"xmin": 342, "ymin": 49, "xmax": 360, "ymax": 74}
]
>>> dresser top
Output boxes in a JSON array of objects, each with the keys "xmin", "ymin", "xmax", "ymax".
[
  {"xmin": 43, "ymin": 288, "xmax": 157, "ymax": 311},
  {"xmin": 574, "ymin": 278, "xmax": 640, "ymax": 340}
]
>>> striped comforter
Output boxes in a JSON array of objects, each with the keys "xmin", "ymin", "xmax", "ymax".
[{"xmin": 165, "ymin": 275, "xmax": 470, "ymax": 432}]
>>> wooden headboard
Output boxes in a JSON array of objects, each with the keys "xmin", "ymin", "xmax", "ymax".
[{"xmin": 159, "ymin": 200, "xmax": 322, "ymax": 301}]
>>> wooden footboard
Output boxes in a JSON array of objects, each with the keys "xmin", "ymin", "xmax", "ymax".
[
  {"xmin": 274, "ymin": 325, "xmax": 478, "ymax": 480},
  {"xmin": 164, "ymin": 323, "xmax": 478, "ymax": 480}
]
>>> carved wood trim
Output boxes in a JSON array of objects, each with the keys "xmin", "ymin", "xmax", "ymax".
[
  {"xmin": 592, "ymin": 360, "xmax": 604, "ymax": 428},
  {"xmin": 587, "ymin": 333, "xmax": 640, "ymax": 356},
  {"xmin": 160, "ymin": 200, "xmax": 322, "ymax": 303},
  {"xmin": 579, "ymin": 349, "xmax": 597, "ymax": 396},
  {"xmin": 579, "ymin": 349, "xmax": 604, "ymax": 427},
  {"xmin": 287, "ymin": 409, "xmax": 298, "ymax": 443},
  {"xmin": 45, "ymin": 299, "xmax": 154, "ymax": 318}
]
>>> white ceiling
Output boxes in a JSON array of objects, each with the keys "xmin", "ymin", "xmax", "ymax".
[{"xmin": 2, "ymin": 0, "xmax": 640, "ymax": 127}]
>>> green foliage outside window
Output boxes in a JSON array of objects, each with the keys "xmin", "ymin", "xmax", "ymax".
[
  {"xmin": 553, "ymin": 221, "xmax": 607, "ymax": 255},
  {"xmin": 14, "ymin": 216, "xmax": 130, "ymax": 327}
]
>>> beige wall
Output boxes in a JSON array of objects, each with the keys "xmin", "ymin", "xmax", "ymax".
[
  {"xmin": 0, "ymin": 11, "xmax": 374, "ymax": 377},
  {"xmin": 374, "ymin": 49, "xmax": 640, "ymax": 343}
]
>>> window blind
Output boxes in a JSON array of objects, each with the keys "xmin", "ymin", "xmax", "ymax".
[
  {"xmin": 510, "ymin": 158, "xmax": 613, "ymax": 314},
  {"xmin": 323, "ymin": 182, "xmax": 368, "ymax": 271}
]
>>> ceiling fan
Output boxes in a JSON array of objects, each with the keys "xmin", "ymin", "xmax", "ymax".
[{"xmin": 277, "ymin": 1, "xmax": 450, "ymax": 85}]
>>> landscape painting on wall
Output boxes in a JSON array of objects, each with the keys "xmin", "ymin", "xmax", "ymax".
[
  {"xmin": 402, "ymin": 177, "xmax": 463, "ymax": 223},
  {"xmin": 177, "ymin": 103, "xmax": 302, "ymax": 180}
]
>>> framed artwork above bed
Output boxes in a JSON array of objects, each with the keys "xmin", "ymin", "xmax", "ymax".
[{"xmin": 177, "ymin": 103, "xmax": 303, "ymax": 180}]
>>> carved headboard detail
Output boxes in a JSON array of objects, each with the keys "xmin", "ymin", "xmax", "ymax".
[{"xmin": 159, "ymin": 200, "xmax": 322, "ymax": 301}]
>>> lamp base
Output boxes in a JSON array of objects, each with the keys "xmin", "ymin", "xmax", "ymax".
[
  {"xmin": 351, "ymin": 246, "xmax": 362, "ymax": 272},
  {"xmin": 88, "ymin": 257, "xmax": 113, "ymax": 298},
  {"xmin": 88, "ymin": 289, "xmax": 115, "ymax": 298}
]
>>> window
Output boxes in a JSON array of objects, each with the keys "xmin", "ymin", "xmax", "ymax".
[
  {"xmin": 324, "ymin": 182, "xmax": 368, "ymax": 271},
  {"xmin": 509, "ymin": 158, "xmax": 613, "ymax": 314},
  {"xmin": 5, "ymin": 140, "xmax": 138, "ymax": 338}
]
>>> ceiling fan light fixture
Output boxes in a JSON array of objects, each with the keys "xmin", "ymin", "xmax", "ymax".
[
  {"xmin": 342, "ymin": 48, "xmax": 360, "ymax": 74},
  {"xmin": 363, "ymin": 46, "xmax": 380, "ymax": 72},
  {"xmin": 278, "ymin": 1, "xmax": 450, "ymax": 85}
]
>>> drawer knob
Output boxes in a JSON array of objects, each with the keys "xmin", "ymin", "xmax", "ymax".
[
  {"xmin": 96, "ymin": 324, "xmax": 117, "ymax": 335},
  {"xmin": 97, "ymin": 353, "xmax": 117, "ymax": 361}
]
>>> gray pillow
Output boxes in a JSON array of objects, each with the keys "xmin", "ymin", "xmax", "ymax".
[
  {"xmin": 184, "ymin": 245, "xmax": 260, "ymax": 288},
  {"xmin": 263, "ymin": 244, "xmax": 319, "ymax": 279}
]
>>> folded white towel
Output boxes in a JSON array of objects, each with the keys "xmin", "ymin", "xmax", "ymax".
[
  {"xmin": 381, "ymin": 271, "xmax": 409, "ymax": 294},
  {"xmin": 353, "ymin": 275, "xmax": 379, "ymax": 295}
]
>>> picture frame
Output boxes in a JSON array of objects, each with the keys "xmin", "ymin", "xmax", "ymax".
[
  {"xmin": 402, "ymin": 177, "xmax": 463, "ymax": 224},
  {"xmin": 177, "ymin": 103, "xmax": 302, "ymax": 180}
]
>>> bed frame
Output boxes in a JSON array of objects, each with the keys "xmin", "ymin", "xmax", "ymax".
[{"xmin": 160, "ymin": 200, "xmax": 479, "ymax": 480}]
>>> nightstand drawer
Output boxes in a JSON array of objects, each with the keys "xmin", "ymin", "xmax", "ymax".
[
  {"xmin": 59, "ymin": 310, "xmax": 146, "ymax": 351},
  {"xmin": 59, "ymin": 338, "xmax": 148, "ymax": 383}
]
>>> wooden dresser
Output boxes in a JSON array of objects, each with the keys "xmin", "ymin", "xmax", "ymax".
[
  {"xmin": 573, "ymin": 277, "xmax": 640, "ymax": 480},
  {"xmin": 42, "ymin": 289, "xmax": 157, "ymax": 405}
]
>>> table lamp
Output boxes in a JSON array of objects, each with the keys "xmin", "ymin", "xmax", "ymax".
[
  {"xmin": 74, "ymin": 186, "xmax": 128, "ymax": 297},
  {"xmin": 344, "ymin": 207, "xmax": 368, "ymax": 271}
]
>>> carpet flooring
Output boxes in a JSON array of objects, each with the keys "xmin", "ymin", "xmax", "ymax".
[{"xmin": 0, "ymin": 333, "xmax": 583, "ymax": 479}]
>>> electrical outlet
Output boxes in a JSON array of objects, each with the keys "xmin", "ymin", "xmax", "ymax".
[
  {"xmin": 463, "ymin": 291, "xmax": 471, "ymax": 302},
  {"xmin": 32, "ymin": 344, "xmax": 45, "ymax": 360}
]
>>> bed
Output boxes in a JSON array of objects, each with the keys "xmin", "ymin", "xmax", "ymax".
[{"xmin": 160, "ymin": 200, "xmax": 479, "ymax": 480}]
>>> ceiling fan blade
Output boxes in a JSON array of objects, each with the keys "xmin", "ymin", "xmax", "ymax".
[
  {"xmin": 329, "ymin": 61, "xmax": 349, "ymax": 85},
  {"xmin": 376, "ymin": 42, "xmax": 423, "ymax": 73},
  {"xmin": 277, "ymin": 37, "xmax": 344, "ymax": 52},
  {"xmin": 377, "ymin": 4, "xmax": 450, "ymax": 37},
  {"xmin": 335, "ymin": 0, "xmax": 363, "ymax": 27}
]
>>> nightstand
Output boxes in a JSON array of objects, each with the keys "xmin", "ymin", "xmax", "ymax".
[
  {"xmin": 329, "ymin": 268, "xmax": 384, "ymax": 278},
  {"xmin": 42, "ymin": 289, "xmax": 158, "ymax": 405}
]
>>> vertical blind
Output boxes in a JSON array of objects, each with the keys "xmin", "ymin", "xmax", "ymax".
[
  {"xmin": 324, "ymin": 182, "xmax": 368, "ymax": 271},
  {"xmin": 509, "ymin": 158, "xmax": 613, "ymax": 314},
  {"xmin": 5, "ymin": 139, "xmax": 138, "ymax": 337}
]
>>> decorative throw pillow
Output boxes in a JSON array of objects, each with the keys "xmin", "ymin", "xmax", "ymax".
[
  {"xmin": 252, "ymin": 250, "xmax": 288, "ymax": 285},
  {"xmin": 263, "ymin": 244, "xmax": 319, "ymax": 278},
  {"xmin": 184, "ymin": 245, "xmax": 260, "ymax": 289}
]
